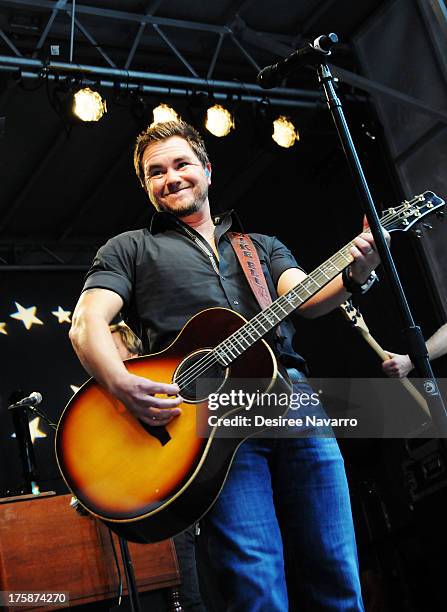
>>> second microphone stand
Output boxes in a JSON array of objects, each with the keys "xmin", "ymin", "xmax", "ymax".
[{"xmin": 314, "ymin": 56, "xmax": 447, "ymax": 435}]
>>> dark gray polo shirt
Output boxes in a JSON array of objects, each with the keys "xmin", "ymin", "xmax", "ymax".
[{"xmin": 83, "ymin": 211, "xmax": 307, "ymax": 372}]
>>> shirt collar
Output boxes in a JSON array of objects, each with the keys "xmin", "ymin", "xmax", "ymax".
[{"xmin": 149, "ymin": 209, "xmax": 243, "ymax": 235}]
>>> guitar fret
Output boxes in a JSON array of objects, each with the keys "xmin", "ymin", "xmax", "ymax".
[
  {"xmin": 225, "ymin": 339, "xmax": 239, "ymax": 358},
  {"xmin": 265, "ymin": 311, "xmax": 280, "ymax": 325},
  {"xmin": 245, "ymin": 325, "xmax": 259, "ymax": 341},
  {"xmin": 301, "ymin": 285, "xmax": 313, "ymax": 295},
  {"xmin": 289, "ymin": 290, "xmax": 305, "ymax": 305},
  {"xmin": 256, "ymin": 317, "xmax": 268, "ymax": 331},
  {"xmin": 235, "ymin": 331, "xmax": 251, "ymax": 347},
  {"xmin": 277, "ymin": 301, "xmax": 289, "ymax": 314},
  {"xmin": 214, "ymin": 346, "xmax": 230, "ymax": 366},
  {"xmin": 232, "ymin": 334, "xmax": 246, "ymax": 350},
  {"xmin": 270, "ymin": 305, "xmax": 284, "ymax": 320},
  {"xmin": 303, "ymin": 277, "xmax": 320, "ymax": 291}
]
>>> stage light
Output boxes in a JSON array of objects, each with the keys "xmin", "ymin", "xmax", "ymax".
[
  {"xmin": 73, "ymin": 87, "xmax": 107, "ymax": 122},
  {"xmin": 205, "ymin": 104, "xmax": 234, "ymax": 137},
  {"xmin": 151, "ymin": 103, "xmax": 180, "ymax": 125},
  {"xmin": 272, "ymin": 116, "xmax": 299, "ymax": 148}
]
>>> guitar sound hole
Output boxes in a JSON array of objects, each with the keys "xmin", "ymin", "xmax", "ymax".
[{"xmin": 174, "ymin": 349, "xmax": 227, "ymax": 402}]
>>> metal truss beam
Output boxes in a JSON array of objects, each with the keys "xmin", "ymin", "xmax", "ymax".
[
  {"xmin": 0, "ymin": 240, "xmax": 98, "ymax": 269},
  {"xmin": 217, "ymin": 24, "xmax": 447, "ymax": 126},
  {"xmin": 222, "ymin": 0, "xmax": 257, "ymax": 25},
  {"xmin": 0, "ymin": 27, "xmax": 22, "ymax": 56},
  {"xmin": 0, "ymin": 55, "xmax": 320, "ymax": 102},
  {"xmin": 0, "ymin": 68, "xmax": 316, "ymax": 109},
  {"xmin": 233, "ymin": 17, "xmax": 294, "ymax": 58},
  {"xmin": 125, "ymin": 21, "xmax": 146, "ymax": 70},
  {"xmin": 33, "ymin": 0, "xmax": 68, "ymax": 58},
  {"xmin": 207, "ymin": 32, "xmax": 225, "ymax": 80},
  {"xmin": 124, "ymin": 0, "xmax": 164, "ymax": 70},
  {"xmin": 229, "ymin": 32, "xmax": 260, "ymax": 72},
  {"xmin": 1, "ymin": 0, "xmax": 228, "ymax": 34},
  {"xmin": 2, "ymin": 0, "xmax": 297, "ymax": 49},
  {"xmin": 329, "ymin": 63, "xmax": 447, "ymax": 125},
  {"xmin": 66, "ymin": 11, "xmax": 117, "ymax": 67},
  {"xmin": 152, "ymin": 23, "xmax": 198, "ymax": 77},
  {"xmin": 417, "ymin": 0, "xmax": 447, "ymax": 85}
]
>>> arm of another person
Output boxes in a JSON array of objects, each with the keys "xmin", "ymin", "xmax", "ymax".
[
  {"xmin": 277, "ymin": 231, "xmax": 382, "ymax": 318},
  {"xmin": 382, "ymin": 322, "xmax": 447, "ymax": 378},
  {"xmin": 69, "ymin": 288, "xmax": 182, "ymax": 426}
]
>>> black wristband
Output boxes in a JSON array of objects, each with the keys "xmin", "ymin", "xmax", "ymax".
[{"xmin": 342, "ymin": 266, "xmax": 378, "ymax": 295}]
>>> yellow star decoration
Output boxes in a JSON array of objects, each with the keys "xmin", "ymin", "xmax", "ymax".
[
  {"xmin": 10, "ymin": 302, "xmax": 44, "ymax": 330},
  {"xmin": 52, "ymin": 306, "xmax": 72, "ymax": 324},
  {"xmin": 11, "ymin": 417, "xmax": 47, "ymax": 444},
  {"xmin": 29, "ymin": 416, "xmax": 47, "ymax": 443},
  {"xmin": 0, "ymin": 322, "xmax": 7, "ymax": 335}
]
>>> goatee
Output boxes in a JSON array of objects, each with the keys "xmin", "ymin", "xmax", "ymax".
[{"xmin": 158, "ymin": 183, "xmax": 209, "ymax": 218}]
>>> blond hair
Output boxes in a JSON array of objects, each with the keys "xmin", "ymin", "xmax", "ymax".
[{"xmin": 109, "ymin": 322, "xmax": 143, "ymax": 356}]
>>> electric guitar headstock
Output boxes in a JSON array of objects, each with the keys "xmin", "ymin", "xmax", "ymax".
[
  {"xmin": 381, "ymin": 191, "xmax": 444, "ymax": 234},
  {"xmin": 339, "ymin": 300, "xmax": 370, "ymax": 340}
]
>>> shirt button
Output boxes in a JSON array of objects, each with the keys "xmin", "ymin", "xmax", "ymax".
[
  {"xmin": 221, "ymin": 276, "xmax": 226, "ymax": 281},
  {"xmin": 233, "ymin": 300, "xmax": 239, "ymax": 305}
]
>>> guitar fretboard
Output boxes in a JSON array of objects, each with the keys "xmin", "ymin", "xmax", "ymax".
[{"xmin": 214, "ymin": 241, "xmax": 355, "ymax": 366}]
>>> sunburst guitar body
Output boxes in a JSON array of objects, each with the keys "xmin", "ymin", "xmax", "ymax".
[{"xmin": 56, "ymin": 307, "xmax": 289, "ymax": 543}]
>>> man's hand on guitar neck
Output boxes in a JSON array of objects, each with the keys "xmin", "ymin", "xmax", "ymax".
[
  {"xmin": 382, "ymin": 352, "xmax": 414, "ymax": 378},
  {"xmin": 110, "ymin": 372, "xmax": 183, "ymax": 427},
  {"xmin": 383, "ymin": 323, "xmax": 447, "ymax": 379},
  {"xmin": 349, "ymin": 226, "xmax": 390, "ymax": 284}
]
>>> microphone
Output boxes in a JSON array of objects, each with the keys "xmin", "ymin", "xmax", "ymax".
[
  {"xmin": 8, "ymin": 391, "xmax": 43, "ymax": 409},
  {"xmin": 257, "ymin": 33, "xmax": 338, "ymax": 89}
]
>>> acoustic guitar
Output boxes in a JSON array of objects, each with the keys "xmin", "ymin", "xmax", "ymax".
[{"xmin": 56, "ymin": 191, "xmax": 444, "ymax": 543}]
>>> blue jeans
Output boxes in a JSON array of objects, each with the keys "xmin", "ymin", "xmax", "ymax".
[{"xmin": 203, "ymin": 434, "xmax": 364, "ymax": 611}]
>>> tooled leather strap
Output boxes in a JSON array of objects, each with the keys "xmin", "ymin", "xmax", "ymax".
[
  {"xmin": 229, "ymin": 232, "xmax": 283, "ymax": 340},
  {"xmin": 228, "ymin": 232, "xmax": 273, "ymax": 310}
]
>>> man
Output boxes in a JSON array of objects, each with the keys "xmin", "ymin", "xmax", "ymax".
[
  {"xmin": 383, "ymin": 323, "xmax": 447, "ymax": 378},
  {"xmin": 70, "ymin": 120, "xmax": 383, "ymax": 611}
]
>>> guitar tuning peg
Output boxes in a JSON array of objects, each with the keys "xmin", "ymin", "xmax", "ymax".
[{"xmin": 422, "ymin": 223, "xmax": 433, "ymax": 230}]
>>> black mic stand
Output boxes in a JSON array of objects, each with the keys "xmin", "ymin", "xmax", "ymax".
[
  {"xmin": 119, "ymin": 536, "xmax": 142, "ymax": 612},
  {"xmin": 11, "ymin": 405, "xmax": 40, "ymax": 495},
  {"xmin": 8, "ymin": 392, "xmax": 41, "ymax": 495},
  {"xmin": 311, "ymin": 50, "xmax": 447, "ymax": 435}
]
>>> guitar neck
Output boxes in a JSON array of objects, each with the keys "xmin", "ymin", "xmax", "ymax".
[
  {"xmin": 214, "ymin": 241, "xmax": 355, "ymax": 366},
  {"xmin": 213, "ymin": 190, "xmax": 444, "ymax": 367}
]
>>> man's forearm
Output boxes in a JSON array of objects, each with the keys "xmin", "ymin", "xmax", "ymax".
[
  {"xmin": 69, "ymin": 313, "xmax": 129, "ymax": 393},
  {"xmin": 301, "ymin": 275, "xmax": 350, "ymax": 318},
  {"xmin": 426, "ymin": 323, "xmax": 447, "ymax": 362}
]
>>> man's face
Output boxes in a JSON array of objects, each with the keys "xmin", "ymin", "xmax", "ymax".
[{"xmin": 142, "ymin": 136, "xmax": 211, "ymax": 217}]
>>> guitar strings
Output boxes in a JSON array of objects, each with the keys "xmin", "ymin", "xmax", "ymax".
[
  {"xmin": 174, "ymin": 202, "xmax": 424, "ymax": 392},
  {"xmin": 175, "ymin": 237, "xmax": 360, "ymax": 389},
  {"xmin": 175, "ymin": 204, "xmax": 413, "ymax": 391}
]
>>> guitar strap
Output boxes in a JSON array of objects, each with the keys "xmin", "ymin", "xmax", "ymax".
[{"xmin": 228, "ymin": 232, "xmax": 282, "ymax": 338}]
